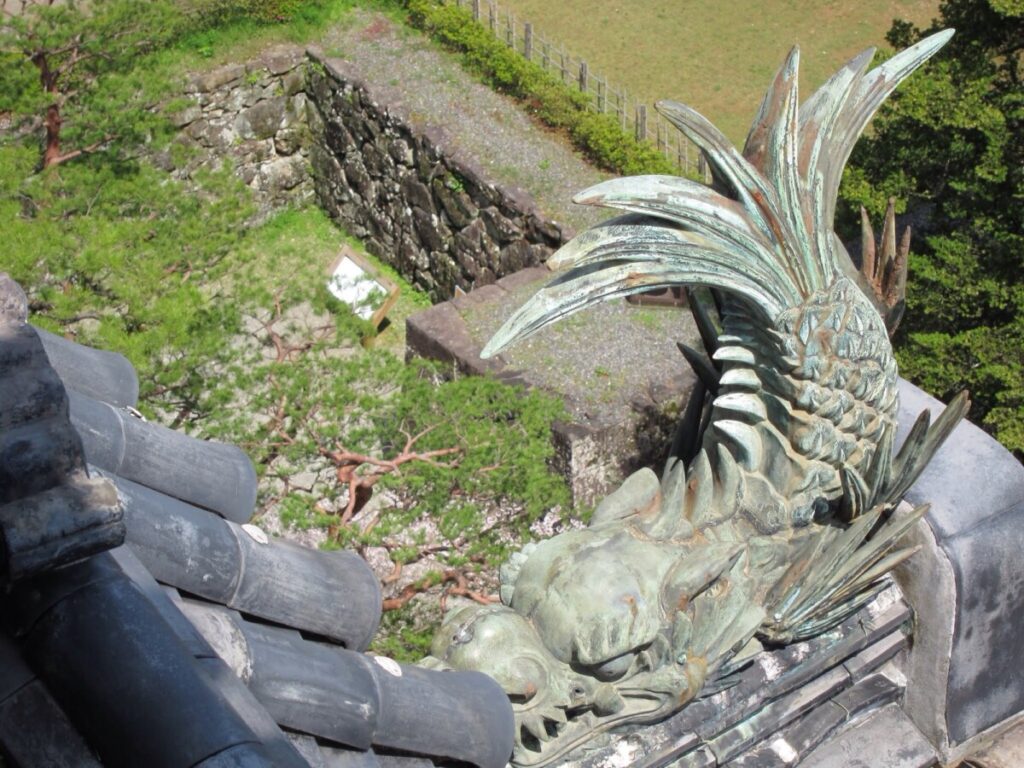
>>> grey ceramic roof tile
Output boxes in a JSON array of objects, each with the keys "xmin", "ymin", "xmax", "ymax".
[
  {"xmin": 0, "ymin": 279, "xmax": 252, "ymax": 768},
  {"xmin": 708, "ymin": 666, "xmax": 851, "ymax": 763},
  {"xmin": 1, "ymin": 630, "xmax": 102, "ymax": 768},
  {"xmin": 34, "ymin": 326, "xmax": 139, "ymax": 408},
  {"xmin": 0, "ymin": 277, "xmax": 125, "ymax": 580},
  {"xmin": 896, "ymin": 379, "xmax": 1024, "ymax": 542},
  {"xmin": 0, "ymin": 676, "xmax": 102, "ymax": 767},
  {"xmin": 566, "ymin": 588, "xmax": 911, "ymax": 768},
  {"xmin": 3, "ymin": 548, "xmax": 280, "ymax": 767},
  {"xmin": 0, "ymin": 477, "xmax": 123, "ymax": 582},
  {"xmin": 109, "ymin": 545, "xmax": 311, "ymax": 767},
  {"xmin": 68, "ymin": 389, "xmax": 258, "ymax": 523},
  {"xmin": 100, "ymin": 466, "xmax": 382, "ymax": 649},
  {"xmin": 799, "ymin": 703, "xmax": 938, "ymax": 768},
  {"xmin": 0, "ymin": 272, "xmax": 514, "ymax": 767},
  {"xmin": 896, "ymin": 379, "xmax": 1024, "ymax": 745},
  {"xmin": 288, "ymin": 733, "xmax": 444, "ymax": 768},
  {"xmin": 176, "ymin": 595, "xmax": 515, "ymax": 767},
  {"xmin": 725, "ymin": 674, "xmax": 904, "ymax": 767}
]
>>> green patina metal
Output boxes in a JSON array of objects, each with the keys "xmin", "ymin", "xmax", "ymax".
[{"xmin": 424, "ymin": 32, "xmax": 968, "ymax": 766}]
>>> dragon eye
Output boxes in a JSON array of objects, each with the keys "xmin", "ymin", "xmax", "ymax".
[{"xmin": 452, "ymin": 625, "xmax": 474, "ymax": 645}]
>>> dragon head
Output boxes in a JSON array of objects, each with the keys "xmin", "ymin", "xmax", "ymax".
[
  {"xmin": 430, "ymin": 601, "xmax": 705, "ymax": 766},
  {"xmin": 427, "ymin": 500, "xmax": 752, "ymax": 766}
]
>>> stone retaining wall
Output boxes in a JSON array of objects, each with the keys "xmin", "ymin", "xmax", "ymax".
[
  {"xmin": 305, "ymin": 50, "xmax": 568, "ymax": 300},
  {"xmin": 167, "ymin": 47, "xmax": 570, "ymax": 299},
  {"xmin": 161, "ymin": 46, "xmax": 315, "ymax": 220}
]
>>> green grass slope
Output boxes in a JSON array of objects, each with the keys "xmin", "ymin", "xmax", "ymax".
[{"xmin": 491, "ymin": 0, "xmax": 939, "ymax": 142}]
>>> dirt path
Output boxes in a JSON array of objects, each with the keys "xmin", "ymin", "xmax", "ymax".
[{"xmin": 318, "ymin": 8, "xmax": 613, "ymax": 237}]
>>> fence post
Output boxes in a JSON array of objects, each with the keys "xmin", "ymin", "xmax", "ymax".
[
  {"xmin": 524, "ymin": 22, "xmax": 533, "ymax": 61},
  {"xmin": 542, "ymin": 40, "xmax": 550, "ymax": 70},
  {"xmin": 596, "ymin": 77, "xmax": 606, "ymax": 113},
  {"xmin": 488, "ymin": 3, "xmax": 496, "ymax": 33},
  {"xmin": 560, "ymin": 52, "xmax": 567, "ymax": 83},
  {"xmin": 636, "ymin": 104, "xmax": 647, "ymax": 142},
  {"xmin": 579, "ymin": 61, "xmax": 588, "ymax": 93},
  {"xmin": 472, "ymin": 0, "xmax": 480, "ymax": 21},
  {"xmin": 506, "ymin": 12, "xmax": 514, "ymax": 48}
]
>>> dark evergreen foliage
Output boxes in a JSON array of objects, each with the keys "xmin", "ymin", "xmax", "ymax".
[{"xmin": 840, "ymin": 0, "xmax": 1024, "ymax": 457}]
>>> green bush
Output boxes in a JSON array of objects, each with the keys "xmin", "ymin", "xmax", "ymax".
[
  {"xmin": 188, "ymin": 0, "xmax": 333, "ymax": 25},
  {"xmin": 237, "ymin": 0, "xmax": 312, "ymax": 22},
  {"xmin": 213, "ymin": 340, "xmax": 570, "ymax": 545},
  {"xmin": 404, "ymin": 0, "xmax": 682, "ymax": 177},
  {"xmin": 1, "ymin": 146, "xmax": 253, "ymax": 419},
  {"xmin": 839, "ymin": 0, "xmax": 1024, "ymax": 458}
]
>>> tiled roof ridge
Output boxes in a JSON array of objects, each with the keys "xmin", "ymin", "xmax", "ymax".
[
  {"xmin": 0, "ymin": 274, "xmax": 125, "ymax": 580},
  {"xmin": 0, "ymin": 273, "xmax": 515, "ymax": 768},
  {"xmin": 0, "ymin": 272, "xmax": 300, "ymax": 766}
]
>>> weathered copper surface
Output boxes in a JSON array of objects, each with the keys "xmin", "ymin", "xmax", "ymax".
[{"xmin": 425, "ymin": 32, "xmax": 965, "ymax": 766}]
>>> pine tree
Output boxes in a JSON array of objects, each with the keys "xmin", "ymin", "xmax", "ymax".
[{"xmin": 0, "ymin": 0, "xmax": 189, "ymax": 168}]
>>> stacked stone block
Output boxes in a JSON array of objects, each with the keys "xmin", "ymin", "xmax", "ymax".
[
  {"xmin": 305, "ymin": 51, "xmax": 566, "ymax": 301},
  {"xmin": 162, "ymin": 46, "xmax": 315, "ymax": 221}
]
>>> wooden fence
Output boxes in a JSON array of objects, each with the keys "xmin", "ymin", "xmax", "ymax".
[{"xmin": 451, "ymin": 0, "xmax": 709, "ymax": 180}]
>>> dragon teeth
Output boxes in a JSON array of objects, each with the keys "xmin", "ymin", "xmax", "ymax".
[
  {"xmin": 523, "ymin": 713, "xmax": 552, "ymax": 743},
  {"xmin": 546, "ymin": 708, "xmax": 568, "ymax": 724}
]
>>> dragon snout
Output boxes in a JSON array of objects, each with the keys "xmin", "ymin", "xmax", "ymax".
[{"xmin": 430, "ymin": 603, "xmax": 568, "ymax": 707}]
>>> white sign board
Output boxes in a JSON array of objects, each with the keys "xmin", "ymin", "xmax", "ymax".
[
  {"xmin": 326, "ymin": 248, "xmax": 399, "ymax": 328},
  {"xmin": 327, "ymin": 255, "xmax": 384, "ymax": 321}
]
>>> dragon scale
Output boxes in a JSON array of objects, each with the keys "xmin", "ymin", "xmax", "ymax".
[
  {"xmin": 685, "ymin": 280, "xmax": 899, "ymax": 538},
  {"xmin": 425, "ymin": 31, "xmax": 968, "ymax": 766}
]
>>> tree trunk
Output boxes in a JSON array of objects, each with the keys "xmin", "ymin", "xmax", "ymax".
[
  {"xmin": 43, "ymin": 102, "xmax": 62, "ymax": 169},
  {"xmin": 31, "ymin": 50, "xmax": 62, "ymax": 169}
]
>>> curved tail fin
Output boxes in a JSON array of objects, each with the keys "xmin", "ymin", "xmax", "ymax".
[{"xmin": 481, "ymin": 31, "xmax": 954, "ymax": 360}]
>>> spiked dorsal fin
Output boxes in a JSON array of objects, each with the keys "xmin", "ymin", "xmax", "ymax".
[{"xmin": 742, "ymin": 46, "xmax": 819, "ymax": 294}]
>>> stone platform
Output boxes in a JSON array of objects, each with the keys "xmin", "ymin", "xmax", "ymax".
[{"xmin": 406, "ymin": 267, "xmax": 700, "ymax": 505}]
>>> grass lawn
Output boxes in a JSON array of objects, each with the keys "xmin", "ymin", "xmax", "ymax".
[{"xmin": 490, "ymin": 0, "xmax": 940, "ymax": 143}]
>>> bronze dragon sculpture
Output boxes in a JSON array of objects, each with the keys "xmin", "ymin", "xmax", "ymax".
[{"xmin": 424, "ymin": 30, "xmax": 966, "ymax": 766}]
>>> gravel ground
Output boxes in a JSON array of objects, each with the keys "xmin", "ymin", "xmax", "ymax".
[{"xmin": 318, "ymin": 8, "xmax": 614, "ymax": 237}]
